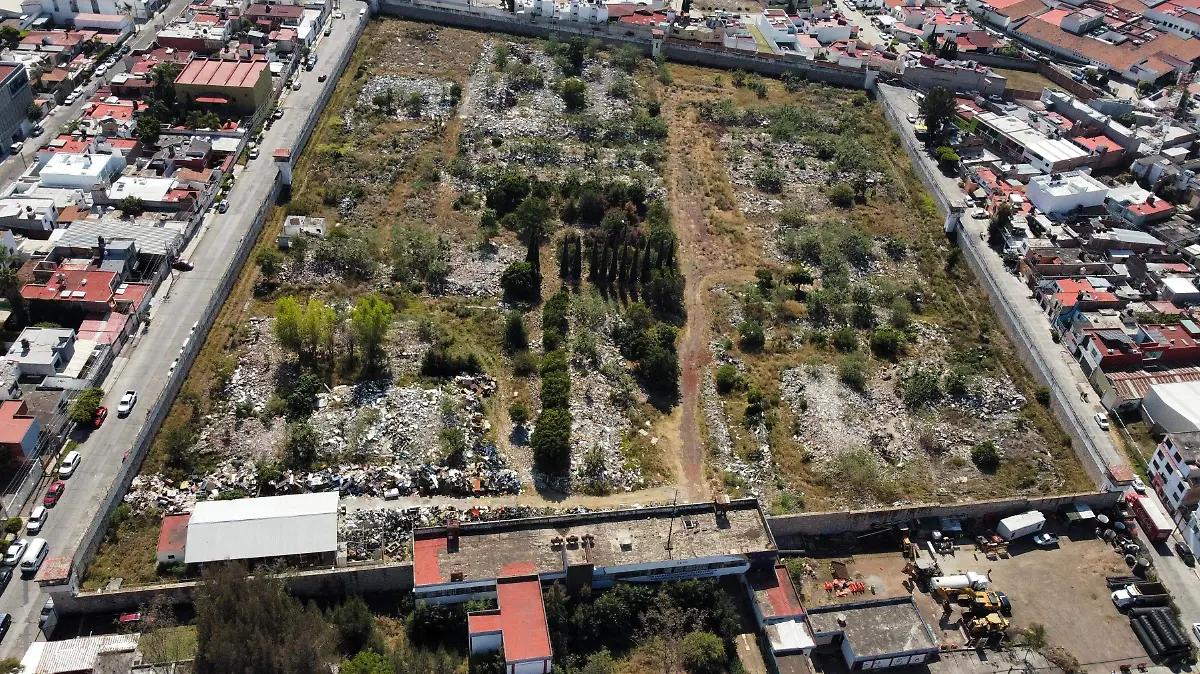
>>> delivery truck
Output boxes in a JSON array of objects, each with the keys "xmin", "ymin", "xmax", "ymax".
[
  {"xmin": 1126, "ymin": 493, "xmax": 1174, "ymax": 543},
  {"xmin": 997, "ymin": 510, "xmax": 1046, "ymax": 540}
]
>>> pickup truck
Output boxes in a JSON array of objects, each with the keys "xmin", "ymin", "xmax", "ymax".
[{"xmin": 1112, "ymin": 582, "xmax": 1168, "ymax": 608}]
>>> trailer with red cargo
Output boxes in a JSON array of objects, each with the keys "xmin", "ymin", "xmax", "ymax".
[{"xmin": 1127, "ymin": 493, "xmax": 1174, "ymax": 543}]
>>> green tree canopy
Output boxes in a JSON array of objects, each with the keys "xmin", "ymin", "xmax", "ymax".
[{"xmin": 350, "ymin": 295, "xmax": 394, "ymax": 366}]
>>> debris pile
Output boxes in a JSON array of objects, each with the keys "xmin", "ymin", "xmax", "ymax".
[
  {"xmin": 340, "ymin": 503, "xmax": 593, "ymax": 562},
  {"xmin": 445, "ymin": 243, "xmax": 523, "ymax": 296},
  {"xmin": 356, "ymin": 75, "xmax": 459, "ymax": 120}
]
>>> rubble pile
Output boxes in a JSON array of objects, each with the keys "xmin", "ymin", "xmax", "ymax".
[
  {"xmin": 356, "ymin": 76, "xmax": 459, "ymax": 121},
  {"xmin": 709, "ymin": 285, "xmax": 744, "ymax": 330},
  {"xmin": 340, "ymin": 503, "xmax": 593, "ymax": 562},
  {"xmin": 223, "ymin": 317, "xmax": 282, "ymax": 412},
  {"xmin": 568, "ymin": 348, "xmax": 644, "ymax": 491},
  {"xmin": 943, "ymin": 374, "xmax": 1027, "ymax": 419},
  {"xmin": 445, "ymin": 243, "xmax": 523, "ymax": 296},
  {"xmin": 720, "ymin": 133, "xmax": 832, "ymax": 198},
  {"xmin": 701, "ymin": 367, "xmax": 770, "ymax": 488}
]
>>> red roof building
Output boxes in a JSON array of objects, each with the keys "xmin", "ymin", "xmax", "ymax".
[
  {"xmin": 0, "ymin": 400, "xmax": 39, "ymax": 460},
  {"xmin": 158, "ymin": 513, "xmax": 190, "ymax": 564},
  {"xmin": 468, "ymin": 574, "xmax": 553, "ymax": 674},
  {"xmin": 21, "ymin": 269, "xmax": 119, "ymax": 313},
  {"xmin": 174, "ymin": 58, "xmax": 271, "ymax": 114}
]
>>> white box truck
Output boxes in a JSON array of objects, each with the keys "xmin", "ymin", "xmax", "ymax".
[{"xmin": 997, "ymin": 510, "xmax": 1045, "ymax": 540}]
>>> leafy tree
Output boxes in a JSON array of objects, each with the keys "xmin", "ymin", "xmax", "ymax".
[
  {"xmin": 971, "ymin": 441, "xmax": 1000, "ymax": 471},
  {"xmin": 0, "ymin": 251, "xmax": 28, "ymax": 326},
  {"xmin": 193, "ymin": 562, "xmax": 334, "ymax": 674},
  {"xmin": 531, "ymin": 407, "xmax": 571, "ymax": 473},
  {"xmin": 714, "ymin": 364, "xmax": 740, "ymax": 394},
  {"xmin": 681, "ymin": 631, "xmax": 725, "ymax": 674},
  {"xmin": 989, "ymin": 202, "xmax": 1013, "ymax": 248},
  {"xmin": 328, "ymin": 596, "xmax": 380, "ymax": 656},
  {"xmin": 903, "ymin": 368, "xmax": 942, "ymax": 408},
  {"xmin": 919, "ymin": 86, "xmax": 957, "ymax": 141},
  {"xmin": 69, "ymin": 387, "xmax": 105, "ymax": 425},
  {"xmin": 508, "ymin": 401, "xmax": 529, "ymax": 426},
  {"xmin": 119, "ymin": 196, "xmax": 146, "ymax": 216},
  {"xmin": 256, "ymin": 248, "xmax": 283, "ymax": 279},
  {"xmin": 738, "ymin": 321, "xmax": 765, "ymax": 352},
  {"xmin": 501, "ymin": 261, "xmax": 539, "ymax": 301},
  {"xmin": 581, "ymin": 648, "xmax": 616, "ymax": 674},
  {"xmin": 637, "ymin": 324, "xmax": 679, "ymax": 397},
  {"xmin": 0, "ymin": 26, "xmax": 20, "ymax": 50},
  {"xmin": 870, "ymin": 325, "xmax": 907, "ymax": 360},
  {"xmin": 135, "ymin": 114, "xmax": 162, "ymax": 143},
  {"xmin": 286, "ymin": 374, "xmax": 323, "ymax": 420},
  {"xmin": 342, "ymin": 650, "xmax": 394, "ymax": 674},
  {"xmin": 561, "ymin": 77, "xmax": 588, "ymax": 112},
  {"xmin": 610, "ymin": 45, "xmax": 643, "ymax": 73},
  {"xmin": 503, "ymin": 312, "xmax": 528, "ymax": 353},
  {"xmin": 284, "ymin": 420, "xmax": 320, "ymax": 469},
  {"xmin": 350, "ymin": 295, "xmax": 394, "ymax": 366}
]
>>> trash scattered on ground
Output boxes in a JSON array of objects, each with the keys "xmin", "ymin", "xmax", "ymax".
[{"xmin": 356, "ymin": 75, "xmax": 459, "ymax": 121}]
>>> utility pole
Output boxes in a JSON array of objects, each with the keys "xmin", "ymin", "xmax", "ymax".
[{"xmin": 665, "ymin": 489, "xmax": 678, "ymax": 558}]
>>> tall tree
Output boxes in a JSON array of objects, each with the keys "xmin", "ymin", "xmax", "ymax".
[
  {"xmin": 349, "ymin": 295, "xmax": 394, "ymax": 366},
  {"xmin": 193, "ymin": 563, "xmax": 334, "ymax": 674},
  {"xmin": 919, "ymin": 86, "xmax": 957, "ymax": 142},
  {"xmin": 0, "ymin": 251, "xmax": 28, "ymax": 326}
]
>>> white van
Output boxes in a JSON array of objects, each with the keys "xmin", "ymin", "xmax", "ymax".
[{"xmin": 20, "ymin": 538, "xmax": 48, "ymax": 575}]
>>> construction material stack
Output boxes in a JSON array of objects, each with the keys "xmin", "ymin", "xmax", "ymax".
[{"xmin": 1129, "ymin": 607, "xmax": 1189, "ymax": 663}]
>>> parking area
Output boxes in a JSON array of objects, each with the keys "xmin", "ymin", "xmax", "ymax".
[{"xmin": 800, "ymin": 526, "xmax": 1146, "ymax": 670}]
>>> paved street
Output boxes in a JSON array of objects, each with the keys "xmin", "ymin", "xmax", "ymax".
[
  {"xmin": 0, "ymin": 3, "xmax": 367, "ymax": 658},
  {"xmin": 877, "ymin": 82, "xmax": 1200, "ymax": 645}
]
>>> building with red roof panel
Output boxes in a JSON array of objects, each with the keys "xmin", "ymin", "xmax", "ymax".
[
  {"xmin": 157, "ymin": 513, "xmax": 190, "ymax": 564},
  {"xmin": 21, "ymin": 268, "xmax": 119, "ymax": 313},
  {"xmin": 0, "ymin": 400, "xmax": 40, "ymax": 460},
  {"xmin": 466, "ymin": 574, "xmax": 554, "ymax": 674},
  {"xmin": 174, "ymin": 58, "xmax": 271, "ymax": 114}
]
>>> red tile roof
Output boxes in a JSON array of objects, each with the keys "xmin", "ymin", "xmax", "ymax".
[
  {"xmin": 175, "ymin": 58, "xmax": 267, "ymax": 88},
  {"xmin": 413, "ymin": 534, "xmax": 447, "ymax": 586},
  {"xmin": 21, "ymin": 269, "xmax": 117, "ymax": 304},
  {"xmin": 0, "ymin": 65, "xmax": 17, "ymax": 83},
  {"xmin": 158, "ymin": 513, "xmax": 190, "ymax": 557},
  {"xmin": 468, "ymin": 611, "xmax": 503, "ymax": 634},
  {"xmin": 0, "ymin": 401, "xmax": 35, "ymax": 446},
  {"xmin": 496, "ymin": 575, "xmax": 552, "ymax": 663}
]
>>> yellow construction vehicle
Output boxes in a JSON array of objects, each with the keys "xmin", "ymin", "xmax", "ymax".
[
  {"xmin": 965, "ymin": 612, "xmax": 1010, "ymax": 638},
  {"xmin": 968, "ymin": 590, "xmax": 1012, "ymax": 616}
]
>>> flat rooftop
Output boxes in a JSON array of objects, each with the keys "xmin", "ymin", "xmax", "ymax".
[
  {"xmin": 807, "ymin": 597, "xmax": 938, "ymax": 658},
  {"xmin": 751, "ymin": 564, "xmax": 805, "ymax": 619},
  {"xmin": 414, "ymin": 500, "xmax": 773, "ymax": 586}
]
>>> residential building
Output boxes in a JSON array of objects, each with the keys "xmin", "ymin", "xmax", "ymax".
[
  {"xmin": 158, "ymin": 15, "xmax": 235, "ymax": 53},
  {"xmin": 1145, "ymin": 0, "xmax": 1200, "ymax": 38},
  {"xmin": 0, "ymin": 196, "xmax": 58, "ymax": 234},
  {"xmin": 1025, "ymin": 171, "xmax": 1109, "ymax": 215},
  {"xmin": 0, "ymin": 399, "xmax": 39, "ymax": 460},
  {"xmin": 104, "ymin": 176, "xmax": 197, "ymax": 211},
  {"xmin": 72, "ymin": 13, "xmax": 134, "ymax": 35},
  {"xmin": 1014, "ymin": 19, "xmax": 1200, "ymax": 83},
  {"xmin": 1070, "ymin": 134, "xmax": 1128, "ymax": 170},
  {"xmin": 21, "ymin": 268, "xmax": 119, "ymax": 313},
  {"xmin": 900, "ymin": 53, "xmax": 1006, "ymax": 96},
  {"xmin": 173, "ymin": 57, "xmax": 271, "ymax": 115},
  {"xmin": 1097, "ymin": 365, "xmax": 1200, "ymax": 412},
  {"xmin": 247, "ymin": 2, "xmax": 304, "ymax": 30},
  {"xmin": 37, "ymin": 151, "xmax": 127, "ymax": 190},
  {"xmin": 1149, "ymin": 432, "xmax": 1200, "ymax": 510},
  {"xmin": 1105, "ymin": 186, "xmax": 1176, "ymax": 227},
  {"xmin": 1161, "ymin": 277, "xmax": 1200, "ymax": 306},
  {"xmin": 1144, "ymin": 384, "xmax": 1200, "ymax": 436},
  {"xmin": 974, "ymin": 112, "xmax": 1092, "ymax": 174},
  {"xmin": 4, "ymin": 326, "xmax": 76, "ymax": 376},
  {"xmin": 0, "ymin": 62, "xmax": 32, "ymax": 145}
]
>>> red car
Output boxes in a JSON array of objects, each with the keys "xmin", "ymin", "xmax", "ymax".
[
  {"xmin": 43, "ymin": 481, "xmax": 65, "ymax": 506},
  {"xmin": 93, "ymin": 406, "xmax": 108, "ymax": 428},
  {"xmin": 117, "ymin": 612, "xmax": 142, "ymax": 625}
]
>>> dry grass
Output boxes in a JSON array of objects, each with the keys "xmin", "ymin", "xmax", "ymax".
[{"xmin": 992, "ymin": 67, "xmax": 1058, "ymax": 94}]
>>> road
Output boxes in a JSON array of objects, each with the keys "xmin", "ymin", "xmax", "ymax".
[
  {"xmin": 876, "ymin": 82, "xmax": 1200, "ymax": 646},
  {"xmin": 0, "ymin": 3, "xmax": 367, "ymax": 658},
  {"xmin": 0, "ymin": 0, "xmax": 195, "ymax": 187}
]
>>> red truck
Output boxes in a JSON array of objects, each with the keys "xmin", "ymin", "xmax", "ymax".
[{"xmin": 1127, "ymin": 492, "xmax": 1175, "ymax": 543}]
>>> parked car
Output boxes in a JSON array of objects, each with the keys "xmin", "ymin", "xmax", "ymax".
[
  {"xmin": 26, "ymin": 506, "xmax": 47, "ymax": 535},
  {"xmin": 64, "ymin": 93, "xmax": 77, "ymax": 105},
  {"xmin": 293, "ymin": 80, "xmax": 301, "ymax": 90},
  {"xmin": 94, "ymin": 64, "xmax": 107, "ymax": 77},
  {"xmin": 116, "ymin": 390, "xmax": 137, "ymax": 416},
  {"xmin": 8, "ymin": 142, "xmax": 22, "ymax": 154},
  {"xmin": 359, "ymin": 7, "xmax": 365, "ymax": 16},
  {"xmin": 94, "ymin": 405, "xmax": 108, "ymax": 427},
  {"xmin": 0, "ymin": 613, "xmax": 11, "ymax": 642},
  {"xmin": 0, "ymin": 568, "xmax": 11, "ymax": 595},
  {"xmin": 1132, "ymin": 475, "xmax": 1147, "ymax": 494},
  {"xmin": 1032, "ymin": 532, "xmax": 1060, "ymax": 546},
  {"xmin": 1094, "ymin": 413, "xmax": 1109, "ymax": 430},
  {"xmin": 318, "ymin": 73, "xmax": 327, "ymax": 82},
  {"xmin": 117, "ymin": 612, "xmax": 142, "ymax": 625},
  {"xmin": 333, "ymin": 8, "xmax": 343, "ymax": 17},
  {"xmin": 1193, "ymin": 623, "xmax": 1200, "ymax": 642},
  {"xmin": 324, "ymin": 25, "xmax": 331, "ymax": 36},
  {"xmin": 31, "ymin": 125, "xmax": 43, "ymax": 137},
  {"xmin": 120, "ymin": 44, "xmax": 131, "ymax": 54},
  {"xmin": 43, "ymin": 480, "xmax": 65, "ymax": 506},
  {"xmin": 273, "ymin": 108, "xmax": 284, "ymax": 119},
  {"xmin": 59, "ymin": 450, "xmax": 81, "ymax": 478},
  {"xmin": 217, "ymin": 200, "xmax": 229, "ymax": 213},
  {"xmin": 172, "ymin": 257, "xmax": 194, "ymax": 271},
  {"xmin": 1177, "ymin": 541, "xmax": 1196, "ymax": 566},
  {"xmin": 3, "ymin": 539, "xmax": 27, "ymax": 566},
  {"xmin": 248, "ymin": 147, "xmax": 260, "ymax": 160}
]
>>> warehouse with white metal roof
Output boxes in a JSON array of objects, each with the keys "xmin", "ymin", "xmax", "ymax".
[{"xmin": 183, "ymin": 492, "xmax": 339, "ymax": 565}]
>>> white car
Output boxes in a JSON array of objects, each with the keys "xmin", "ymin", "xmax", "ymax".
[
  {"xmin": 1132, "ymin": 476, "xmax": 1147, "ymax": 494},
  {"xmin": 64, "ymin": 94, "xmax": 77, "ymax": 105},
  {"xmin": 3, "ymin": 539, "xmax": 27, "ymax": 566},
  {"xmin": 59, "ymin": 450, "xmax": 81, "ymax": 478},
  {"xmin": 26, "ymin": 506, "xmax": 47, "ymax": 535},
  {"xmin": 1094, "ymin": 412, "xmax": 1110, "ymax": 431},
  {"xmin": 248, "ymin": 148, "xmax": 260, "ymax": 160},
  {"xmin": 116, "ymin": 390, "xmax": 137, "ymax": 416},
  {"xmin": 292, "ymin": 79, "xmax": 302, "ymax": 90},
  {"xmin": 94, "ymin": 64, "xmax": 108, "ymax": 77},
  {"xmin": 333, "ymin": 8, "xmax": 343, "ymax": 17},
  {"xmin": 217, "ymin": 200, "xmax": 229, "ymax": 213}
]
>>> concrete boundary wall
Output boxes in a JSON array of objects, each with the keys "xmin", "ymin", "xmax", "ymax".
[
  {"xmin": 377, "ymin": 0, "xmax": 873, "ymax": 88},
  {"xmin": 69, "ymin": 15, "xmax": 370, "ymax": 584},
  {"xmin": 767, "ymin": 491, "xmax": 1121, "ymax": 538},
  {"xmin": 51, "ymin": 562, "xmax": 415, "ymax": 616}
]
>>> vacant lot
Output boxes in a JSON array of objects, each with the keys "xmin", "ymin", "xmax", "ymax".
[
  {"xmin": 992, "ymin": 68, "xmax": 1058, "ymax": 95},
  {"xmin": 657, "ymin": 66, "xmax": 1090, "ymax": 513}
]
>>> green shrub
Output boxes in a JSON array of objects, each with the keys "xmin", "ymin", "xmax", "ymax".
[
  {"xmin": 903, "ymin": 368, "xmax": 942, "ymax": 408},
  {"xmin": 512, "ymin": 350, "xmax": 539, "ymax": 377},
  {"xmin": 831, "ymin": 326, "xmax": 858, "ymax": 352},
  {"xmin": 838, "ymin": 355, "xmax": 867, "ymax": 392},
  {"xmin": 715, "ymin": 364, "xmax": 740, "ymax": 394},
  {"xmin": 1035, "ymin": 386, "xmax": 1051, "ymax": 406},
  {"xmin": 500, "ymin": 261, "xmax": 539, "ymax": 301},
  {"xmin": 829, "ymin": 182, "xmax": 856, "ymax": 207},
  {"xmin": 503, "ymin": 312, "xmax": 528, "ymax": 353},
  {"xmin": 508, "ymin": 402, "xmax": 529, "ymax": 426},
  {"xmin": 738, "ymin": 321, "xmax": 765, "ymax": 352},
  {"xmin": 971, "ymin": 441, "xmax": 1000, "ymax": 471},
  {"xmin": 681, "ymin": 631, "xmax": 725, "ymax": 674},
  {"xmin": 870, "ymin": 325, "xmax": 907, "ymax": 360}
]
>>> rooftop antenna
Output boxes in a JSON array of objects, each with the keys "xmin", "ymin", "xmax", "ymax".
[{"xmin": 665, "ymin": 489, "xmax": 679, "ymax": 558}]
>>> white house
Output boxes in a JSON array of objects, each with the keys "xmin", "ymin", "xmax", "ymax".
[
  {"xmin": 5, "ymin": 327, "xmax": 76, "ymax": 377},
  {"xmin": 1025, "ymin": 171, "xmax": 1109, "ymax": 215},
  {"xmin": 0, "ymin": 196, "xmax": 58, "ymax": 233},
  {"xmin": 38, "ymin": 152, "xmax": 127, "ymax": 190}
]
